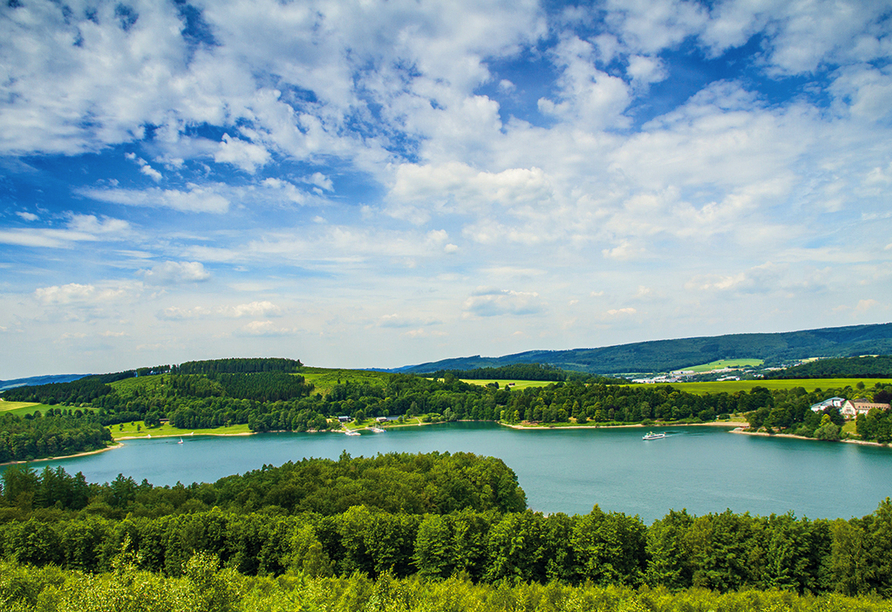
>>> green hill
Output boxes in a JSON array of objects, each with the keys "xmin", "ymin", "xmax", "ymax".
[{"xmin": 397, "ymin": 322, "xmax": 892, "ymax": 375}]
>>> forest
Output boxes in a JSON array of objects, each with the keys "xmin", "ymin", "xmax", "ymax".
[
  {"xmin": 0, "ymin": 411, "xmax": 113, "ymax": 464},
  {"xmin": 1, "ymin": 453, "xmax": 892, "ymax": 612},
  {"xmin": 766, "ymin": 356, "xmax": 892, "ymax": 379}
]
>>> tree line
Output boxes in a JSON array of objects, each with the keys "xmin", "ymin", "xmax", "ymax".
[
  {"xmin": 0, "ymin": 411, "xmax": 113, "ymax": 464},
  {"xmin": 1, "ymin": 455, "xmax": 892, "ymax": 597},
  {"xmin": 767, "ymin": 355, "xmax": 892, "ymax": 379}
]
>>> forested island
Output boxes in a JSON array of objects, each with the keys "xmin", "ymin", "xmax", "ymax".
[{"xmin": 2, "ymin": 452, "xmax": 892, "ymax": 611}]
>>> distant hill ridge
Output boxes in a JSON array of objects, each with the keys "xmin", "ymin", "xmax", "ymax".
[
  {"xmin": 395, "ymin": 322, "xmax": 892, "ymax": 376},
  {"xmin": 0, "ymin": 374, "xmax": 89, "ymax": 392}
]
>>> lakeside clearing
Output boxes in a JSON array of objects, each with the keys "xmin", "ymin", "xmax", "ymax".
[{"xmin": 110, "ymin": 421, "xmax": 253, "ymax": 441}]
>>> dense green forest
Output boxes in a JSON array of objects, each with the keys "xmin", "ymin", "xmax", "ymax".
[
  {"xmin": 0, "ymin": 411, "xmax": 112, "ymax": 463},
  {"xmin": 2, "ymin": 453, "xmax": 892, "ymax": 606},
  {"xmin": 767, "ymin": 356, "xmax": 892, "ymax": 379}
]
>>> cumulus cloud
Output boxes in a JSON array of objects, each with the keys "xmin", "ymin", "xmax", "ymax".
[
  {"xmin": 463, "ymin": 288, "xmax": 543, "ymax": 318},
  {"xmin": 237, "ymin": 320, "xmax": 296, "ymax": 336},
  {"xmin": 140, "ymin": 261, "xmax": 211, "ymax": 284},
  {"xmin": 388, "ymin": 162, "xmax": 555, "ymax": 223},
  {"xmin": 34, "ymin": 282, "xmax": 136, "ymax": 305},
  {"xmin": 214, "ymin": 134, "xmax": 272, "ymax": 173},
  {"xmin": 16, "ymin": 211, "xmax": 38, "ymax": 221}
]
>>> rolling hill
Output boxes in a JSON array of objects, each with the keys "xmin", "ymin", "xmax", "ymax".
[{"xmin": 395, "ymin": 322, "xmax": 892, "ymax": 375}]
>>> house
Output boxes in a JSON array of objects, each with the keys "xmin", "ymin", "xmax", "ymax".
[
  {"xmin": 809, "ymin": 397, "xmax": 847, "ymax": 412},
  {"xmin": 841, "ymin": 398, "xmax": 892, "ymax": 419},
  {"xmin": 337, "ymin": 416, "xmax": 353, "ymax": 423},
  {"xmin": 376, "ymin": 416, "xmax": 388, "ymax": 423}
]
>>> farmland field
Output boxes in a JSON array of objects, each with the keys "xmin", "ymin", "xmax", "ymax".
[
  {"xmin": 677, "ymin": 358, "xmax": 764, "ymax": 372},
  {"xmin": 650, "ymin": 378, "xmax": 892, "ymax": 394},
  {"xmin": 0, "ymin": 401, "xmax": 54, "ymax": 416}
]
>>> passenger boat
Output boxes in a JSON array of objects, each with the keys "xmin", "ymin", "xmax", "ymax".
[{"xmin": 642, "ymin": 431, "xmax": 666, "ymax": 440}]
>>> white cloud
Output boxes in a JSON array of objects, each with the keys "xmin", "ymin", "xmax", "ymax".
[
  {"xmin": 215, "ymin": 134, "xmax": 272, "ymax": 174},
  {"xmin": 605, "ymin": 307, "xmax": 637, "ymax": 317},
  {"xmin": 79, "ymin": 185, "xmax": 231, "ymax": 213},
  {"xmin": 238, "ymin": 320, "xmax": 295, "ymax": 336},
  {"xmin": 538, "ymin": 36, "xmax": 631, "ymax": 130},
  {"xmin": 34, "ymin": 282, "xmax": 137, "ymax": 305},
  {"xmin": 140, "ymin": 261, "xmax": 211, "ymax": 284},
  {"xmin": 463, "ymin": 288, "xmax": 543, "ymax": 318},
  {"xmin": 0, "ymin": 214, "xmax": 133, "ymax": 248},
  {"xmin": 16, "ymin": 211, "xmax": 38, "ymax": 221},
  {"xmin": 35, "ymin": 283, "xmax": 96, "ymax": 305},
  {"xmin": 627, "ymin": 55, "xmax": 667, "ymax": 86},
  {"xmin": 159, "ymin": 301, "xmax": 282, "ymax": 320},
  {"xmin": 388, "ymin": 162, "xmax": 555, "ymax": 223}
]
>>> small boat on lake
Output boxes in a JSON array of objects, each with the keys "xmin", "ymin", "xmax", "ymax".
[
  {"xmin": 369, "ymin": 427, "xmax": 385, "ymax": 433},
  {"xmin": 178, "ymin": 438, "xmax": 184, "ymax": 444},
  {"xmin": 642, "ymin": 431, "xmax": 666, "ymax": 440},
  {"xmin": 345, "ymin": 429, "xmax": 361, "ymax": 436}
]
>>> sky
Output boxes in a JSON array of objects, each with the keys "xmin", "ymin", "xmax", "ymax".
[{"xmin": 1, "ymin": 0, "xmax": 891, "ymax": 379}]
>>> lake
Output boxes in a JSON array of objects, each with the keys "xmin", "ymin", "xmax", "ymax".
[{"xmin": 8, "ymin": 422, "xmax": 892, "ymax": 523}]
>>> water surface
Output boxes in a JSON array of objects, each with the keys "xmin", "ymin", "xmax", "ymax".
[{"xmin": 8, "ymin": 423, "xmax": 892, "ymax": 523}]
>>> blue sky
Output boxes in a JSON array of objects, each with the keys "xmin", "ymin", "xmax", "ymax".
[{"xmin": 1, "ymin": 0, "xmax": 891, "ymax": 378}]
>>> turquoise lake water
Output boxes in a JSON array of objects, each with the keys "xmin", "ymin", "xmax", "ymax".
[{"xmin": 7, "ymin": 422, "xmax": 892, "ymax": 523}]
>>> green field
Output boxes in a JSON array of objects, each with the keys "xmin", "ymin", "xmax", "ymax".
[
  {"xmin": 0, "ymin": 401, "xmax": 86, "ymax": 416},
  {"xmin": 301, "ymin": 367, "xmax": 393, "ymax": 395},
  {"xmin": 678, "ymin": 359, "xmax": 764, "ymax": 372},
  {"xmin": 648, "ymin": 378, "xmax": 892, "ymax": 394},
  {"xmin": 459, "ymin": 379, "xmax": 553, "ymax": 389},
  {"xmin": 110, "ymin": 421, "xmax": 253, "ymax": 441}
]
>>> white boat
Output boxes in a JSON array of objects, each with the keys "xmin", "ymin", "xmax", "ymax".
[
  {"xmin": 642, "ymin": 431, "xmax": 666, "ymax": 440},
  {"xmin": 369, "ymin": 427, "xmax": 385, "ymax": 433},
  {"xmin": 345, "ymin": 429, "xmax": 361, "ymax": 436},
  {"xmin": 178, "ymin": 438, "xmax": 184, "ymax": 444}
]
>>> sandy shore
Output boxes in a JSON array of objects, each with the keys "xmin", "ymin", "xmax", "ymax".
[
  {"xmin": 114, "ymin": 431, "xmax": 255, "ymax": 441},
  {"xmin": 731, "ymin": 428, "xmax": 889, "ymax": 447},
  {"xmin": 0, "ymin": 442, "xmax": 125, "ymax": 467},
  {"xmin": 499, "ymin": 420, "xmax": 749, "ymax": 430}
]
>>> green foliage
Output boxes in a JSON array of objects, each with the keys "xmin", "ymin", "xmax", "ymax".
[
  {"xmin": 174, "ymin": 358, "xmax": 303, "ymax": 375},
  {"xmin": 0, "ymin": 411, "xmax": 112, "ymax": 463},
  {"xmin": 768, "ymin": 356, "xmax": 892, "ymax": 379},
  {"xmin": 1, "ymin": 558, "xmax": 892, "ymax": 611}
]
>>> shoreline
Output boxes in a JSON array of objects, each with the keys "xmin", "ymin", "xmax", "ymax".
[
  {"xmin": 113, "ymin": 431, "xmax": 255, "ymax": 441},
  {"xmin": 498, "ymin": 420, "xmax": 750, "ymax": 431},
  {"xmin": 0, "ymin": 442, "xmax": 125, "ymax": 467},
  {"xmin": 730, "ymin": 428, "xmax": 890, "ymax": 448}
]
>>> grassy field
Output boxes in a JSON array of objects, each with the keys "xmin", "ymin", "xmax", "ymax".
[
  {"xmin": 678, "ymin": 359, "xmax": 764, "ymax": 372},
  {"xmin": 459, "ymin": 379, "xmax": 554, "ymax": 389},
  {"xmin": 650, "ymin": 378, "xmax": 892, "ymax": 394},
  {"xmin": 110, "ymin": 421, "xmax": 253, "ymax": 441},
  {"xmin": 301, "ymin": 367, "xmax": 393, "ymax": 395},
  {"xmin": 0, "ymin": 401, "xmax": 95, "ymax": 417}
]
